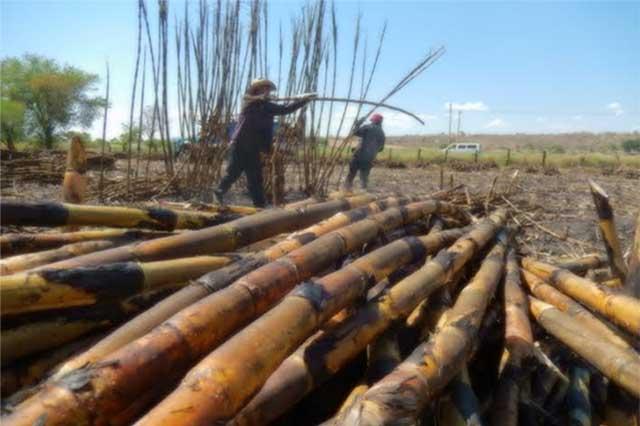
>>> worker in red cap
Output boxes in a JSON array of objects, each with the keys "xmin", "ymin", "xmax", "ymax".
[
  {"xmin": 345, "ymin": 113, "xmax": 385, "ymax": 191},
  {"xmin": 215, "ymin": 79, "xmax": 315, "ymax": 207}
]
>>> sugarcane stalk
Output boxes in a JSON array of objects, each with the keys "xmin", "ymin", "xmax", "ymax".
[
  {"xmin": 332, "ymin": 233, "xmax": 508, "ymax": 425},
  {"xmin": 1, "ymin": 286, "xmax": 180, "ymax": 366},
  {"xmin": 233, "ymin": 214, "xmax": 506, "ymax": 426},
  {"xmin": 567, "ymin": 366, "xmax": 592, "ymax": 426},
  {"xmin": 0, "ymin": 228, "xmax": 174, "ymax": 257},
  {"xmin": 521, "ymin": 270, "xmax": 634, "ymax": 352},
  {"xmin": 134, "ymin": 224, "xmax": 468, "ymax": 425},
  {"xmin": 522, "ymin": 258, "xmax": 640, "ymax": 335},
  {"xmin": 1, "ymin": 255, "xmax": 238, "ymax": 316},
  {"xmin": 627, "ymin": 212, "xmax": 640, "ymax": 297},
  {"xmin": 589, "ymin": 180, "xmax": 628, "ymax": 282},
  {"xmin": 555, "ymin": 254, "xmax": 607, "ymax": 277},
  {"xmin": 0, "ymin": 200, "xmax": 243, "ymax": 231},
  {"xmin": 39, "ymin": 194, "xmax": 377, "ymax": 269},
  {"xmin": 61, "ymin": 136, "xmax": 88, "ymax": 204},
  {"xmin": 437, "ymin": 367, "xmax": 484, "ymax": 426},
  {"xmin": 604, "ymin": 384, "xmax": 640, "ymax": 426},
  {"xmin": 528, "ymin": 297, "xmax": 640, "ymax": 397},
  {"xmin": 6, "ymin": 201, "xmax": 461, "ymax": 426},
  {"xmin": 51, "ymin": 195, "xmax": 429, "ymax": 379},
  {"xmin": 491, "ymin": 249, "xmax": 533, "ymax": 426},
  {"xmin": 0, "ymin": 240, "xmax": 117, "ymax": 275}
]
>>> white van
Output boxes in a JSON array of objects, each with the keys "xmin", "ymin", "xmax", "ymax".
[{"xmin": 442, "ymin": 143, "xmax": 481, "ymax": 153}]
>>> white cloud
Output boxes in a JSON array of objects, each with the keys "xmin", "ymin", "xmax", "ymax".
[
  {"xmin": 444, "ymin": 101, "xmax": 488, "ymax": 112},
  {"xmin": 606, "ymin": 102, "xmax": 624, "ymax": 116},
  {"xmin": 484, "ymin": 118, "xmax": 508, "ymax": 129}
]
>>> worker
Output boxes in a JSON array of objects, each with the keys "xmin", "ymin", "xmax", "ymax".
[
  {"xmin": 345, "ymin": 113, "xmax": 385, "ymax": 191},
  {"xmin": 214, "ymin": 79, "xmax": 315, "ymax": 207}
]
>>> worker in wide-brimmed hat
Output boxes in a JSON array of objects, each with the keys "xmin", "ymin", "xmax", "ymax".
[
  {"xmin": 214, "ymin": 79, "xmax": 315, "ymax": 207},
  {"xmin": 345, "ymin": 113, "xmax": 385, "ymax": 191}
]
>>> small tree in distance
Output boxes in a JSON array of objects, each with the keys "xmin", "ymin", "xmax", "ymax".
[
  {"xmin": 0, "ymin": 54, "xmax": 105, "ymax": 149},
  {"xmin": 0, "ymin": 98, "xmax": 26, "ymax": 151}
]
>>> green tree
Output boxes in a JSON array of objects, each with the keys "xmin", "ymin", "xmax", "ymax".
[
  {"xmin": 622, "ymin": 139, "xmax": 640, "ymax": 153},
  {"xmin": 1, "ymin": 54, "xmax": 104, "ymax": 149},
  {"xmin": 0, "ymin": 98, "xmax": 26, "ymax": 151}
]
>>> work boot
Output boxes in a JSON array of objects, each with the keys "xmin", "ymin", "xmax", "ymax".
[{"xmin": 214, "ymin": 189, "xmax": 225, "ymax": 206}]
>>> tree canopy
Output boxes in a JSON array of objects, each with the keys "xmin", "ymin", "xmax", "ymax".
[
  {"xmin": 0, "ymin": 98, "xmax": 26, "ymax": 151},
  {"xmin": 1, "ymin": 54, "xmax": 105, "ymax": 148}
]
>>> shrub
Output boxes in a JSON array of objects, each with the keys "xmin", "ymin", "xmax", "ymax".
[{"xmin": 622, "ymin": 139, "xmax": 640, "ymax": 153}]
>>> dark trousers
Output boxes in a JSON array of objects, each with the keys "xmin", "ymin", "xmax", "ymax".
[
  {"xmin": 346, "ymin": 157, "xmax": 372, "ymax": 190},
  {"xmin": 217, "ymin": 148, "xmax": 266, "ymax": 207}
]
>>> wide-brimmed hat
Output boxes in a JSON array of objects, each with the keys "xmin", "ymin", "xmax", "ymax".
[{"xmin": 248, "ymin": 79, "xmax": 277, "ymax": 95}]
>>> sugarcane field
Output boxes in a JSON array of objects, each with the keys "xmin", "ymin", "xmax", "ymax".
[{"xmin": 1, "ymin": 1, "xmax": 639, "ymax": 425}]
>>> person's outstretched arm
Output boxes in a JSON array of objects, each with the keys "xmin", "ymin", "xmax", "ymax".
[{"xmin": 265, "ymin": 94, "xmax": 314, "ymax": 115}]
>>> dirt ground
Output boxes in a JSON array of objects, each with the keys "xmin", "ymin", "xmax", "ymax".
[{"xmin": 2, "ymin": 158, "xmax": 637, "ymax": 262}]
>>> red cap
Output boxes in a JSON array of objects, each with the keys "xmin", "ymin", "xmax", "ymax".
[{"xmin": 370, "ymin": 114, "xmax": 383, "ymax": 124}]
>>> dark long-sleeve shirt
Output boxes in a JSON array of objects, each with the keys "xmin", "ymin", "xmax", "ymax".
[
  {"xmin": 353, "ymin": 122, "xmax": 385, "ymax": 164},
  {"xmin": 231, "ymin": 98, "xmax": 307, "ymax": 155}
]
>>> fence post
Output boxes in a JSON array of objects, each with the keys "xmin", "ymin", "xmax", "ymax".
[
  {"xmin": 417, "ymin": 148, "xmax": 422, "ymax": 165},
  {"xmin": 388, "ymin": 149, "xmax": 392, "ymax": 162},
  {"xmin": 506, "ymin": 149, "xmax": 511, "ymax": 166},
  {"xmin": 473, "ymin": 151, "xmax": 478, "ymax": 163},
  {"xmin": 542, "ymin": 150, "xmax": 547, "ymax": 167},
  {"xmin": 439, "ymin": 166, "xmax": 444, "ymax": 190},
  {"xmin": 444, "ymin": 149, "xmax": 449, "ymax": 163}
]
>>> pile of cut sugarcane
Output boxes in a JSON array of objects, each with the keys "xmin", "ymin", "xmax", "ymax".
[{"xmin": 0, "ymin": 182, "xmax": 638, "ymax": 426}]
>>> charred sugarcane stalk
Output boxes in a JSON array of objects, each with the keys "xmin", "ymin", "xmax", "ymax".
[
  {"xmin": 0, "ymin": 200, "xmax": 243, "ymax": 230},
  {"xmin": 6, "ymin": 202, "xmax": 461, "ymax": 426},
  {"xmin": 1, "ymin": 255, "xmax": 239, "ymax": 316},
  {"xmin": 61, "ymin": 136, "xmax": 87, "ymax": 204},
  {"xmin": 52, "ymin": 195, "xmax": 431, "ymax": 378},
  {"xmin": 36, "ymin": 195, "xmax": 377, "ymax": 269},
  {"xmin": 555, "ymin": 254, "xmax": 607, "ymax": 277},
  {"xmin": 604, "ymin": 384, "xmax": 640, "ymax": 426},
  {"xmin": 1, "ymin": 286, "xmax": 180, "ymax": 366},
  {"xmin": 528, "ymin": 297, "xmax": 640, "ymax": 398},
  {"xmin": 491, "ymin": 249, "xmax": 533, "ymax": 426},
  {"xmin": 437, "ymin": 367, "xmax": 484, "ymax": 426},
  {"xmin": 521, "ymin": 270, "xmax": 634, "ymax": 351},
  {"xmin": 628, "ymin": 213, "xmax": 640, "ymax": 296},
  {"xmin": 522, "ymin": 258, "xmax": 640, "ymax": 335},
  {"xmin": 332, "ymin": 234, "xmax": 508, "ymax": 425},
  {"xmin": 233, "ymin": 213, "xmax": 506, "ymax": 426},
  {"xmin": 134, "ymin": 225, "xmax": 468, "ymax": 425},
  {"xmin": 567, "ymin": 366, "xmax": 592, "ymax": 426},
  {"xmin": 0, "ymin": 240, "xmax": 117, "ymax": 275},
  {"xmin": 0, "ymin": 229, "xmax": 173, "ymax": 257},
  {"xmin": 589, "ymin": 180, "xmax": 627, "ymax": 282}
]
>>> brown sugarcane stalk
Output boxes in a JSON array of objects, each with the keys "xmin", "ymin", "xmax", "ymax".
[
  {"xmin": 628, "ymin": 212, "xmax": 640, "ymax": 297},
  {"xmin": 491, "ymin": 249, "xmax": 533, "ymax": 426},
  {"xmin": 0, "ymin": 229, "xmax": 174, "ymax": 257},
  {"xmin": 0, "ymin": 255, "xmax": 238, "ymax": 316},
  {"xmin": 0, "ymin": 240, "xmax": 116, "ymax": 275},
  {"xmin": 555, "ymin": 253, "xmax": 607, "ymax": 277},
  {"xmin": 528, "ymin": 297, "xmax": 640, "ymax": 398},
  {"xmin": 52, "ymin": 195, "xmax": 428, "ymax": 379},
  {"xmin": 0, "ymin": 200, "xmax": 243, "ymax": 230},
  {"xmin": 37, "ymin": 194, "xmax": 377, "ymax": 269},
  {"xmin": 1, "ymin": 286, "xmax": 180, "ymax": 366},
  {"xmin": 437, "ymin": 367, "xmax": 483, "ymax": 426},
  {"xmin": 6, "ymin": 201, "xmax": 461, "ymax": 426},
  {"xmin": 522, "ymin": 258, "xmax": 640, "ymax": 335},
  {"xmin": 589, "ymin": 180, "xmax": 628, "ymax": 282},
  {"xmin": 332, "ymin": 233, "xmax": 508, "ymax": 425},
  {"xmin": 567, "ymin": 365, "xmax": 592, "ymax": 426},
  {"xmin": 521, "ymin": 270, "xmax": 634, "ymax": 352},
  {"xmin": 233, "ymin": 213, "xmax": 506, "ymax": 426},
  {"xmin": 134, "ymin": 225, "xmax": 468, "ymax": 425},
  {"xmin": 61, "ymin": 136, "xmax": 88, "ymax": 204}
]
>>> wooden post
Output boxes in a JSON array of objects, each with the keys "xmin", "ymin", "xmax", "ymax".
[
  {"xmin": 449, "ymin": 174, "xmax": 454, "ymax": 188},
  {"xmin": 388, "ymin": 149, "xmax": 392, "ymax": 162},
  {"xmin": 506, "ymin": 149, "xmax": 511, "ymax": 166},
  {"xmin": 474, "ymin": 151, "xmax": 479, "ymax": 163},
  {"xmin": 444, "ymin": 149, "xmax": 449, "ymax": 163},
  {"xmin": 439, "ymin": 166, "xmax": 444, "ymax": 190},
  {"xmin": 542, "ymin": 151, "xmax": 547, "ymax": 167},
  {"xmin": 417, "ymin": 148, "xmax": 422, "ymax": 165}
]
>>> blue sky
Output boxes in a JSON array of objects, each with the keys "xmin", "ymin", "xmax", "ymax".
[{"xmin": 1, "ymin": 0, "xmax": 639, "ymax": 137}]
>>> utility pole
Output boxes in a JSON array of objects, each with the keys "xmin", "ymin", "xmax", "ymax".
[
  {"xmin": 448, "ymin": 103, "xmax": 453, "ymax": 144},
  {"xmin": 457, "ymin": 110, "xmax": 462, "ymax": 139}
]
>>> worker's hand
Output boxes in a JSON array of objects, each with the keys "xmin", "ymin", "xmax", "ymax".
[
  {"xmin": 354, "ymin": 116, "xmax": 366, "ymax": 127},
  {"xmin": 303, "ymin": 93, "xmax": 317, "ymax": 102}
]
